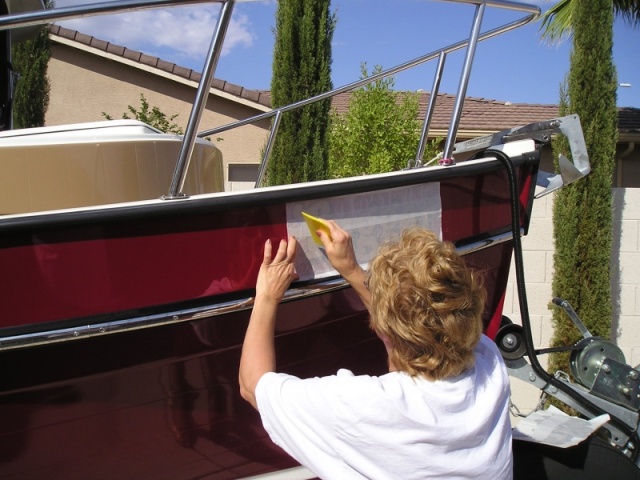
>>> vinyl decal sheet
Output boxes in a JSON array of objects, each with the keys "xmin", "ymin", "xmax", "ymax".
[{"xmin": 286, "ymin": 182, "xmax": 442, "ymax": 281}]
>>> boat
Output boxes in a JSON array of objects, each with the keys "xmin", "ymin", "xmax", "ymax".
[{"xmin": 0, "ymin": 1, "xmax": 638, "ymax": 479}]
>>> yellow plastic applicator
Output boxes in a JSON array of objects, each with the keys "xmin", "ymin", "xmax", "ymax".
[{"xmin": 301, "ymin": 212, "xmax": 331, "ymax": 246}]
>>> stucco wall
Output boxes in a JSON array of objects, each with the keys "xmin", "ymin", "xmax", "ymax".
[
  {"xmin": 46, "ymin": 43, "xmax": 270, "ymax": 191},
  {"xmin": 503, "ymin": 187, "xmax": 640, "ymax": 420}
]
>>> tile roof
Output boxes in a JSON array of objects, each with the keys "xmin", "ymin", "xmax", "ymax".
[
  {"xmin": 618, "ymin": 107, "xmax": 640, "ymax": 134},
  {"xmin": 49, "ymin": 25, "xmax": 272, "ymax": 108},
  {"xmin": 331, "ymin": 91, "xmax": 559, "ymax": 133},
  {"xmin": 332, "ymin": 91, "xmax": 640, "ymax": 135},
  {"xmin": 50, "ymin": 25, "xmax": 640, "ymax": 136}
]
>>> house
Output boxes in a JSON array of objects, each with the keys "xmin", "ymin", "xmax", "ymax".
[
  {"xmin": 47, "ymin": 25, "xmax": 271, "ymax": 192},
  {"xmin": 47, "ymin": 26, "xmax": 640, "ymax": 191}
]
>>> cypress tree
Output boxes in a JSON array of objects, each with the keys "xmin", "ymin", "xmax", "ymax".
[
  {"xmin": 267, "ymin": 0, "xmax": 335, "ymax": 185},
  {"xmin": 11, "ymin": 0, "xmax": 53, "ymax": 129},
  {"xmin": 549, "ymin": 0, "xmax": 618, "ymax": 375}
]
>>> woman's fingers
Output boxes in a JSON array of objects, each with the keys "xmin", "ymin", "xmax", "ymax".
[
  {"xmin": 272, "ymin": 239, "xmax": 287, "ymax": 263},
  {"xmin": 270, "ymin": 238, "xmax": 291, "ymax": 264},
  {"xmin": 266, "ymin": 236, "xmax": 298, "ymax": 266},
  {"xmin": 286, "ymin": 236, "xmax": 298, "ymax": 263},
  {"xmin": 262, "ymin": 239, "xmax": 273, "ymax": 265},
  {"xmin": 326, "ymin": 220, "xmax": 348, "ymax": 241}
]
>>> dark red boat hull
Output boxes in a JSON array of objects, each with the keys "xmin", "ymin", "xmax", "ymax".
[{"xmin": 0, "ymin": 153, "xmax": 538, "ymax": 479}]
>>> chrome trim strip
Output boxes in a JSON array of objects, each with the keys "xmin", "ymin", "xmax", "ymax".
[
  {"xmin": 0, "ymin": 279, "xmax": 346, "ymax": 351},
  {"xmin": 455, "ymin": 228, "xmax": 522, "ymax": 256},
  {"xmin": 0, "ymin": 233, "xmax": 520, "ymax": 351},
  {"xmin": 241, "ymin": 466, "xmax": 316, "ymax": 480}
]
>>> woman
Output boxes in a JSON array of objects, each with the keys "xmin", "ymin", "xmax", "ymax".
[{"xmin": 239, "ymin": 220, "xmax": 512, "ymax": 479}]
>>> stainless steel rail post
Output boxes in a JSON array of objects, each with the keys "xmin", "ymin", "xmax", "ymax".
[
  {"xmin": 440, "ymin": 2, "xmax": 486, "ymax": 165},
  {"xmin": 166, "ymin": 0, "xmax": 236, "ymax": 198},
  {"xmin": 255, "ymin": 110, "xmax": 283, "ymax": 188},
  {"xmin": 414, "ymin": 51, "xmax": 446, "ymax": 166}
]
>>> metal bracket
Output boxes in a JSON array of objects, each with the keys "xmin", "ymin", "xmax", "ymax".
[
  {"xmin": 530, "ymin": 114, "xmax": 590, "ymax": 197},
  {"xmin": 591, "ymin": 358, "xmax": 640, "ymax": 412},
  {"xmin": 452, "ymin": 114, "xmax": 590, "ymax": 197},
  {"xmin": 506, "ymin": 356, "xmax": 639, "ymax": 451}
]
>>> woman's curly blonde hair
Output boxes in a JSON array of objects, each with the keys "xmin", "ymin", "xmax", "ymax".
[{"xmin": 368, "ymin": 228, "xmax": 485, "ymax": 380}]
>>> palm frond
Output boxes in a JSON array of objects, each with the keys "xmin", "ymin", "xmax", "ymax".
[
  {"xmin": 539, "ymin": 0, "xmax": 574, "ymax": 45},
  {"xmin": 613, "ymin": 0, "xmax": 640, "ymax": 26},
  {"xmin": 540, "ymin": 0, "xmax": 639, "ymax": 45}
]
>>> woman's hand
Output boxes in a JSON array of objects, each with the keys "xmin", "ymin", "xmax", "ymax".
[
  {"xmin": 239, "ymin": 236, "xmax": 298, "ymax": 410},
  {"xmin": 317, "ymin": 220, "xmax": 370, "ymax": 309},
  {"xmin": 256, "ymin": 237, "xmax": 299, "ymax": 304},
  {"xmin": 317, "ymin": 220, "xmax": 360, "ymax": 279}
]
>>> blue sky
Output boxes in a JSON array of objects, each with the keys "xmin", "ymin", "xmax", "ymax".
[{"xmin": 55, "ymin": 0, "xmax": 638, "ymax": 107}]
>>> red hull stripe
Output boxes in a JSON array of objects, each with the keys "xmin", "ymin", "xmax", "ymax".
[
  {"xmin": 1, "ymin": 162, "xmax": 533, "ymax": 332},
  {"xmin": 2, "ymin": 205, "xmax": 288, "ymax": 328}
]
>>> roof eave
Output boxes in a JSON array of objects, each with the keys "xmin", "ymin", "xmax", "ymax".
[{"xmin": 49, "ymin": 29, "xmax": 271, "ymax": 113}]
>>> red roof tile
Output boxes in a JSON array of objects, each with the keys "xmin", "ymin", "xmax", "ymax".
[
  {"xmin": 619, "ymin": 107, "xmax": 640, "ymax": 133},
  {"xmin": 330, "ymin": 91, "xmax": 560, "ymax": 133},
  {"xmin": 49, "ymin": 25, "xmax": 272, "ymax": 109}
]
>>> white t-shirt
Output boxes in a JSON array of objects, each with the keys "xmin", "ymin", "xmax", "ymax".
[{"xmin": 256, "ymin": 334, "xmax": 512, "ymax": 479}]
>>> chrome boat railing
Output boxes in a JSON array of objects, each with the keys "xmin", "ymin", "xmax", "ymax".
[
  {"xmin": 197, "ymin": 0, "xmax": 541, "ymax": 185},
  {"xmin": 0, "ymin": 0, "xmax": 540, "ymax": 192}
]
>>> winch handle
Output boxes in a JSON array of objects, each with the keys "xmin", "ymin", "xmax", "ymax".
[{"xmin": 552, "ymin": 297, "xmax": 593, "ymax": 339}]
